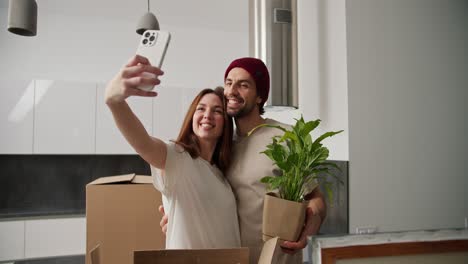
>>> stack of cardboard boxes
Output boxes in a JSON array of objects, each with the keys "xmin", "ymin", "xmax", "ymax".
[{"xmin": 86, "ymin": 174, "xmax": 278, "ymax": 264}]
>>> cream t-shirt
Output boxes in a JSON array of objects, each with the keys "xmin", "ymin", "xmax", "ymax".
[
  {"xmin": 227, "ymin": 119, "xmax": 302, "ymax": 264},
  {"xmin": 152, "ymin": 143, "xmax": 241, "ymax": 249}
]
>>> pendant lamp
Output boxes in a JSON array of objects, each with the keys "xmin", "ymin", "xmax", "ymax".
[
  {"xmin": 7, "ymin": 0, "xmax": 38, "ymax": 36},
  {"xmin": 136, "ymin": 0, "xmax": 159, "ymax": 35}
]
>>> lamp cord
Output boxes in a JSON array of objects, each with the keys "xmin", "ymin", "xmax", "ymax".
[{"xmin": 147, "ymin": 0, "xmax": 150, "ymax": 12}]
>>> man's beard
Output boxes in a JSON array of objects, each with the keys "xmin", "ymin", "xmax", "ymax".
[{"xmin": 227, "ymin": 103, "xmax": 255, "ymax": 118}]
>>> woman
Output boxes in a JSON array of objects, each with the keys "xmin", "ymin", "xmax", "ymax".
[{"xmin": 105, "ymin": 55, "xmax": 240, "ymax": 249}]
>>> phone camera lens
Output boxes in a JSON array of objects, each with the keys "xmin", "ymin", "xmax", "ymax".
[
  {"xmin": 145, "ymin": 32, "xmax": 151, "ymax": 38},
  {"xmin": 142, "ymin": 39, "xmax": 148, "ymax": 45},
  {"xmin": 149, "ymin": 36, "xmax": 155, "ymax": 42}
]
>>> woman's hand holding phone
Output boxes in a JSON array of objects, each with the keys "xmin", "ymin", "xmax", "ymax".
[
  {"xmin": 136, "ymin": 30, "xmax": 171, "ymax": 91},
  {"xmin": 104, "ymin": 55, "xmax": 163, "ymax": 105},
  {"xmin": 105, "ymin": 30, "xmax": 170, "ymax": 104}
]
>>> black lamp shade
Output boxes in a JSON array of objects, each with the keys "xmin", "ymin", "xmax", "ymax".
[
  {"xmin": 8, "ymin": 0, "xmax": 37, "ymax": 36},
  {"xmin": 136, "ymin": 12, "xmax": 160, "ymax": 35}
]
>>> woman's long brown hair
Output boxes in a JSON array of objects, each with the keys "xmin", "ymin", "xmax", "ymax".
[{"xmin": 173, "ymin": 87, "xmax": 233, "ymax": 174}]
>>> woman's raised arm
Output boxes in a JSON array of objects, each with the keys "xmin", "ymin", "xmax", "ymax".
[{"xmin": 105, "ymin": 55, "xmax": 167, "ymax": 169}]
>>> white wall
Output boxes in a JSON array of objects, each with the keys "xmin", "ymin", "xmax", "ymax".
[
  {"xmin": 0, "ymin": 6, "xmax": 248, "ymax": 88},
  {"xmin": 296, "ymin": 0, "xmax": 349, "ymax": 161},
  {"xmin": 347, "ymin": 0, "xmax": 468, "ymax": 232}
]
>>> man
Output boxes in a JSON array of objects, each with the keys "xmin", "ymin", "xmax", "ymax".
[{"xmin": 161, "ymin": 57, "xmax": 326, "ymax": 263}]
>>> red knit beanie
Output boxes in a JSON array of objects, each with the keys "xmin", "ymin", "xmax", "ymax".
[{"xmin": 224, "ymin": 57, "xmax": 270, "ymax": 105}]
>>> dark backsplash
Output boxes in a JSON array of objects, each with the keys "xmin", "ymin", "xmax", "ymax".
[
  {"xmin": 317, "ymin": 160, "xmax": 349, "ymax": 235},
  {"xmin": 0, "ymin": 155, "xmax": 150, "ymax": 218},
  {"xmin": 0, "ymin": 155, "xmax": 348, "ymax": 234}
]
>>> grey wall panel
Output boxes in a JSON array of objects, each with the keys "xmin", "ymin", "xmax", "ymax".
[{"xmin": 346, "ymin": 0, "xmax": 468, "ymax": 232}]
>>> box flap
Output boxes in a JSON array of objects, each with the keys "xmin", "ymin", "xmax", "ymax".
[
  {"xmin": 258, "ymin": 237, "xmax": 282, "ymax": 264},
  {"xmin": 89, "ymin": 244, "xmax": 101, "ymax": 264},
  {"xmin": 132, "ymin": 175, "xmax": 153, "ymax": 184},
  {"xmin": 88, "ymin": 174, "xmax": 136, "ymax": 185}
]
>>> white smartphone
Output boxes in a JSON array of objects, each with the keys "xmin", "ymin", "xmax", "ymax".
[{"xmin": 136, "ymin": 30, "xmax": 171, "ymax": 91}]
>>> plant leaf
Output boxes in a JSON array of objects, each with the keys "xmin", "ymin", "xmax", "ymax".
[
  {"xmin": 280, "ymin": 131, "xmax": 299, "ymax": 144},
  {"xmin": 260, "ymin": 176, "xmax": 284, "ymax": 192},
  {"xmin": 300, "ymin": 119, "xmax": 321, "ymax": 137},
  {"xmin": 248, "ymin": 124, "xmax": 287, "ymax": 136},
  {"xmin": 312, "ymin": 130, "xmax": 344, "ymax": 149}
]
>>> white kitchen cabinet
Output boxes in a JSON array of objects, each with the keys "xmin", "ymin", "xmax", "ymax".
[
  {"xmin": 33, "ymin": 80, "xmax": 96, "ymax": 154},
  {"xmin": 95, "ymin": 83, "xmax": 153, "ymax": 154},
  {"xmin": 24, "ymin": 217, "xmax": 85, "ymax": 258},
  {"xmin": 0, "ymin": 220, "xmax": 25, "ymax": 261},
  {"xmin": 153, "ymin": 86, "xmax": 185, "ymax": 142},
  {"xmin": 0, "ymin": 80, "xmax": 35, "ymax": 154}
]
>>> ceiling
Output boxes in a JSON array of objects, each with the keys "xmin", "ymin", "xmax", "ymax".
[{"xmin": 0, "ymin": 0, "xmax": 248, "ymax": 31}]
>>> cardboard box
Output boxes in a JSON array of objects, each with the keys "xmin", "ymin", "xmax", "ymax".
[
  {"xmin": 258, "ymin": 237, "xmax": 282, "ymax": 264},
  {"xmin": 134, "ymin": 248, "xmax": 250, "ymax": 264},
  {"xmin": 86, "ymin": 174, "xmax": 165, "ymax": 264},
  {"xmin": 132, "ymin": 239, "xmax": 282, "ymax": 264}
]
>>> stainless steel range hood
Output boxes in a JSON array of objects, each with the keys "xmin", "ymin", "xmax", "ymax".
[{"xmin": 250, "ymin": 0, "xmax": 298, "ymax": 108}]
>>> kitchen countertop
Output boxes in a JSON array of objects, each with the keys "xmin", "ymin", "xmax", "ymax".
[
  {"xmin": 308, "ymin": 228, "xmax": 468, "ymax": 263},
  {"xmin": 9, "ymin": 255, "xmax": 84, "ymax": 264}
]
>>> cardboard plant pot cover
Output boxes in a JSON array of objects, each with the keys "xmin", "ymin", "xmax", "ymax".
[{"xmin": 262, "ymin": 193, "xmax": 308, "ymax": 242}]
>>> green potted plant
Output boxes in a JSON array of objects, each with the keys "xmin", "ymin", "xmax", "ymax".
[{"xmin": 249, "ymin": 116, "xmax": 343, "ymax": 242}]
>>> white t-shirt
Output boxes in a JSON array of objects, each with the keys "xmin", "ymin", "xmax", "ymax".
[{"xmin": 152, "ymin": 143, "xmax": 241, "ymax": 249}]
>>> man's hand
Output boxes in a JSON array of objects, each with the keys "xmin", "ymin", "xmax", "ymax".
[
  {"xmin": 280, "ymin": 207, "xmax": 322, "ymax": 254},
  {"xmin": 280, "ymin": 189, "xmax": 326, "ymax": 254},
  {"xmin": 158, "ymin": 205, "xmax": 168, "ymax": 235}
]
